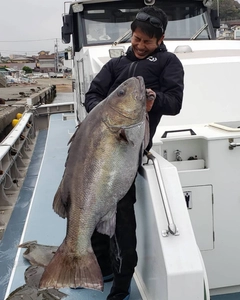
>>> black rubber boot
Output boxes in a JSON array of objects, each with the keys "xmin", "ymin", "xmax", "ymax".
[{"xmin": 106, "ymin": 274, "xmax": 131, "ymax": 300}]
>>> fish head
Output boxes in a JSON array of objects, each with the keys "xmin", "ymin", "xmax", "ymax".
[{"xmin": 104, "ymin": 76, "xmax": 146, "ymax": 127}]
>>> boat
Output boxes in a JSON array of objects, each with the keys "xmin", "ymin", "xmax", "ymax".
[{"xmin": 1, "ymin": 0, "xmax": 240, "ymax": 299}]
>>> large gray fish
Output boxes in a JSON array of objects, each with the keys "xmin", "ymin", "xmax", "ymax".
[{"xmin": 39, "ymin": 76, "xmax": 147, "ymax": 291}]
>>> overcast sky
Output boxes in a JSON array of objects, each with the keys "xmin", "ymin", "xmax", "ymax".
[
  {"xmin": 2, "ymin": 1, "xmax": 240, "ymax": 57},
  {"xmin": 0, "ymin": 0, "xmax": 70, "ymax": 57}
]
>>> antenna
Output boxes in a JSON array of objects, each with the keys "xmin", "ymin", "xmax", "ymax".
[{"xmin": 54, "ymin": 38, "xmax": 59, "ymax": 73}]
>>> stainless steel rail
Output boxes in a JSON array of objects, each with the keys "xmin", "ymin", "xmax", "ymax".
[
  {"xmin": 34, "ymin": 102, "xmax": 74, "ymax": 116},
  {"xmin": 229, "ymin": 141, "xmax": 240, "ymax": 150},
  {"xmin": 145, "ymin": 151, "xmax": 179, "ymax": 237}
]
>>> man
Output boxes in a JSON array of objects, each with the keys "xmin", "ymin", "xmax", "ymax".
[{"xmin": 85, "ymin": 5, "xmax": 184, "ymax": 300}]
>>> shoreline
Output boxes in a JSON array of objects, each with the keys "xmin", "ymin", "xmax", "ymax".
[{"xmin": 0, "ymin": 78, "xmax": 72, "ymax": 140}]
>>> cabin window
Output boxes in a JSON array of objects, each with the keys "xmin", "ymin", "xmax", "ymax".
[{"xmin": 72, "ymin": 0, "xmax": 214, "ymax": 50}]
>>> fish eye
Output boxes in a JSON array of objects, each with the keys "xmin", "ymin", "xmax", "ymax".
[{"xmin": 117, "ymin": 89, "xmax": 126, "ymax": 97}]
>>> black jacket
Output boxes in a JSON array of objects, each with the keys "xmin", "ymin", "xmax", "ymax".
[{"xmin": 85, "ymin": 43, "xmax": 184, "ymax": 150}]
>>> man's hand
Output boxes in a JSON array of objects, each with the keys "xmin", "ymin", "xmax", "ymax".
[{"xmin": 146, "ymin": 89, "xmax": 156, "ymax": 112}]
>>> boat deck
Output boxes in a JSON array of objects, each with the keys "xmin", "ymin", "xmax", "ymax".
[{"xmin": 0, "ymin": 113, "xmax": 142, "ymax": 300}]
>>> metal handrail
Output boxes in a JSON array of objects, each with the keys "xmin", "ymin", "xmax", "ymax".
[
  {"xmin": 229, "ymin": 142, "xmax": 240, "ymax": 149},
  {"xmin": 145, "ymin": 151, "xmax": 179, "ymax": 236},
  {"xmin": 0, "ymin": 112, "xmax": 34, "ymax": 184}
]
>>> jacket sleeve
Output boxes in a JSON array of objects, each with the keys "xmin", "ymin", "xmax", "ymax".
[
  {"xmin": 154, "ymin": 53, "xmax": 184, "ymax": 116},
  {"xmin": 84, "ymin": 60, "xmax": 115, "ymax": 113}
]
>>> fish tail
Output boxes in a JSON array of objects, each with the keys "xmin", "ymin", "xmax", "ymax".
[{"xmin": 39, "ymin": 241, "xmax": 103, "ymax": 291}]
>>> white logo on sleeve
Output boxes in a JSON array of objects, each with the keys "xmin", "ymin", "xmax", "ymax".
[{"xmin": 147, "ymin": 56, "xmax": 157, "ymax": 62}]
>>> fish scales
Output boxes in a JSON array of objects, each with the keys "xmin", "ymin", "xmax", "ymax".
[{"xmin": 39, "ymin": 76, "xmax": 147, "ymax": 291}]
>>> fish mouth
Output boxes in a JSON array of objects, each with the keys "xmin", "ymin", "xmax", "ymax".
[
  {"xmin": 134, "ymin": 76, "xmax": 146, "ymax": 105},
  {"xmin": 136, "ymin": 76, "xmax": 145, "ymax": 94}
]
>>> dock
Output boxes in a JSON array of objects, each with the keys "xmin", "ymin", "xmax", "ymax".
[
  {"xmin": 0, "ymin": 84, "xmax": 56, "ymax": 139},
  {"xmin": 0, "ymin": 78, "xmax": 72, "ymax": 140}
]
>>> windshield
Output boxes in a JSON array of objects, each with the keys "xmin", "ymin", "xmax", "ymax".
[
  {"xmin": 83, "ymin": 8, "xmax": 138, "ymax": 44},
  {"xmin": 166, "ymin": 14, "xmax": 209, "ymax": 40},
  {"xmin": 81, "ymin": 2, "xmax": 212, "ymax": 46}
]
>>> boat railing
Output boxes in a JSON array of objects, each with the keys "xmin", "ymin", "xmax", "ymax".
[
  {"xmin": 0, "ymin": 112, "xmax": 35, "ymax": 239},
  {"xmin": 144, "ymin": 150, "xmax": 179, "ymax": 236},
  {"xmin": 135, "ymin": 150, "xmax": 207, "ymax": 299},
  {"xmin": 34, "ymin": 101, "xmax": 74, "ymax": 116}
]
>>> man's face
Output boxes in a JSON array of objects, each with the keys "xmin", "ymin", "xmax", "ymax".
[{"xmin": 131, "ymin": 28, "xmax": 164, "ymax": 59}]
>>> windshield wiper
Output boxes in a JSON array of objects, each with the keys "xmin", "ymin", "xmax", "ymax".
[
  {"xmin": 190, "ymin": 23, "xmax": 209, "ymax": 40},
  {"xmin": 190, "ymin": 12, "xmax": 211, "ymax": 40},
  {"xmin": 113, "ymin": 29, "xmax": 132, "ymax": 45}
]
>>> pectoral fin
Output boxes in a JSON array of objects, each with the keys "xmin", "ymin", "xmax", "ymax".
[
  {"xmin": 118, "ymin": 129, "xmax": 130, "ymax": 143},
  {"xmin": 117, "ymin": 123, "xmax": 144, "ymax": 145}
]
